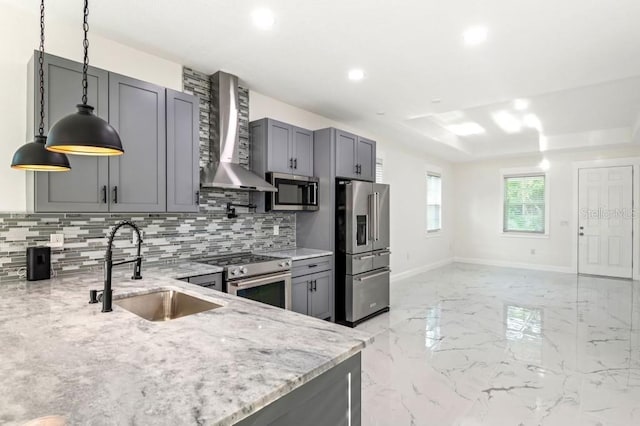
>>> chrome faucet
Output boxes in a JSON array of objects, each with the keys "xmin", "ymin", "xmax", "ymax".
[{"xmin": 90, "ymin": 220, "xmax": 143, "ymax": 312}]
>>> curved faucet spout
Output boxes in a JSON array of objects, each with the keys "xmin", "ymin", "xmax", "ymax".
[{"xmin": 101, "ymin": 220, "xmax": 144, "ymax": 313}]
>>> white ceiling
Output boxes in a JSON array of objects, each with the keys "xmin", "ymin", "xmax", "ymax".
[{"xmin": 5, "ymin": 0, "xmax": 640, "ymax": 161}]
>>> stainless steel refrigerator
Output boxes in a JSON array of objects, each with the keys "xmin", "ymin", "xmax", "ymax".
[{"xmin": 336, "ymin": 180, "xmax": 390, "ymax": 327}]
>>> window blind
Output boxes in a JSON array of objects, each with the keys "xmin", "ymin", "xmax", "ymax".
[
  {"xmin": 503, "ymin": 175, "xmax": 545, "ymax": 233},
  {"xmin": 375, "ymin": 158, "xmax": 384, "ymax": 183},
  {"xmin": 427, "ymin": 173, "xmax": 441, "ymax": 231}
]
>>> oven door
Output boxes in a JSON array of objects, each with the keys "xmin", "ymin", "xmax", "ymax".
[
  {"xmin": 266, "ymin": 173, "xmax": 319, "ymax": 211},
  {"xmin": 227, "ymin": 271, "xmax": 292, "ymax": 310}
]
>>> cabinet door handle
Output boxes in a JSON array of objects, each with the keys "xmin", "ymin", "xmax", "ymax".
[
  {"xmin": 313, "ymin": 280, "xmax": 317, "ymax": 291},
  {"xmin": 307, "ymin": 264, "xmax": 318, "ymax": 268},
  {"xmin": 290, "ymin": 158, "xmax": 293, "ymax": 169},
  {"xmin": 294, "ymin": 158, "xmax": 297, "ymax": 169},
  {"xmin": 355, "ymin": 164, "xmax": 359, "ymax": 174},
  {"xmin": 101, "ymin": 185, "xmax": 107, "ymax": 204},
  {"xmin": 113, "ymin": 186, "xmax": 118, "ymax": 204},
  {"xmin": 195, "ymin": 191, "xmax": 200, "ymax": 205},
  {"xmin": 308, "ymin": 281, "xmax": 312, "ymax": 291}
]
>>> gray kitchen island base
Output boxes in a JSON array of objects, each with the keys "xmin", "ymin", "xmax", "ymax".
[{"xmin": 237, "ymin": 353, "xmax": 361, "ymax": 426}]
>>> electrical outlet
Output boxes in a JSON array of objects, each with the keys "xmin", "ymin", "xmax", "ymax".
[
  {"xmin": 273, "ymin": 225, "xmax": 280, "ymax": 236},
  {"xmin": 49, "ymin": 233, "xmax": 64, "ymax": 248}
]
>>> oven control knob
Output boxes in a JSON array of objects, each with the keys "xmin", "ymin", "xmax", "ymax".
[
  {"xmin": 240, "ymin": 267, "xmax": 248, "ymax": 274},
  {"xmin": 230, "ymin": 268, "xmax": 239, "ymax": 276}
]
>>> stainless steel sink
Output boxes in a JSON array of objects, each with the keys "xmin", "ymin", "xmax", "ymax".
[{"xmin": 114, "ymin": 289, "xmax": 222, "ymax": 321}]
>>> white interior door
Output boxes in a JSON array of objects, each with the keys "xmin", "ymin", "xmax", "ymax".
[{"xmin": 578, "ymin": 166, "xmax": 633, "ymax": 278}]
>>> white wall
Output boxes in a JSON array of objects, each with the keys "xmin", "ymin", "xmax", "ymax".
[
  {"xmin": 0, "ymin": 3, "xmax": 182, "ymax": 211},
  {"xmin": 453, "ymin": 146, "xmax": 640, "ymax": 272},
  {"xmin": 251, "ymin": 92, "xmax": 455, "ymax": 278}
]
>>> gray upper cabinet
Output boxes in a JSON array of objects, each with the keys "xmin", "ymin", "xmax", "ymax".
[
  {"xmin": 28, "ymin": 52, "xmax": 109, "ymax": 212},
  {"xmin": 166, "ymin": 89, "xmax": 200, "ymax": 213},
  {"xmin": 267, "ymin": 119, "xmax": 294, "ymax": 174},
  {"xmin": 108, "ymin": 73, "xmax": 166, "ymax": 212},
  {"xmin": 356, "ymin": 137, "xmax": 375, "ymax": 181},
  {"xmin": 335, "ymin": 130, "xmax": 358, "ymax": 179},
  {"xmin": 335, "ymin": 129, "xmax": 376, "ymax": 182},
  {"xmin": 251, "ymin": 118, "xmax": 314, "ymax": 177},
  {"xmin": 26, "ymin": 51, "xmax": 199, "ymax": 213},
  {"xmin": 292, "ymin": 127, "xmax": 313, "ymax": 176}
]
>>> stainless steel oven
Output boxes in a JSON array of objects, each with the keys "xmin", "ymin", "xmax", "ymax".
[
  {"xmin": 226, "ymin": 270, "xmax": 292, "ymax": 310},
  {"xmin": 266, "ymin": 172, "xmax": 319, "ymax": 211}
]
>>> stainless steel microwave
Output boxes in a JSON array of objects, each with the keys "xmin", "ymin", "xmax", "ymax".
[{"xmin": 266, "ymin": 172, "xmax": 319, "ymax": 211}]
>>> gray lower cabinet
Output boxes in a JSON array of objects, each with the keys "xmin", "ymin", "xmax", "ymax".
[
  {"xmin": 290, "ymin": 255, "xmax": 333, "ymax": 320},
  {"xmin": 27, "ymin": 52, "xmax": 110, "ymax": 212},
  {"xmin": 237, "ymin": 352, "xmax": 361, "ymax": 426},
  {"xmin": 335, "ymin": 129, "xmax": 376, "ymax": 182},
  {"xmin": 166, "ymin": 89, "xmax": 200, "ymax": 212},
  {"xmin": 108, "ymin": 73, "xmax": 166, "ymax": 212},
  {"xmin": 250, "ymin": 118, "xmax": 314, "ymax": 177}
]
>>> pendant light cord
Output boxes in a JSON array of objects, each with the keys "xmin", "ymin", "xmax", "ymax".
[
  {"xmin": 38, "ymin": 0, "xmax": 45, "ymax": 137},
  {"xmin": 81, "ymin": 0, "xmax": 89, "ymax": 105}
]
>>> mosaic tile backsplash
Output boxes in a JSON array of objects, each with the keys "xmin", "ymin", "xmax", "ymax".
[{"xmin": 0, "ymin": 68, "xmax": 295, "ymax": 282}]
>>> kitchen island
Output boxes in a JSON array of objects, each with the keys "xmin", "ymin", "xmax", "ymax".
[{"xmin": 0, "ymin": 262, "xmax": 372, "ymax": 425}]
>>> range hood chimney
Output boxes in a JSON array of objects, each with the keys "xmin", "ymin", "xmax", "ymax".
[{"xmin": 201, "ymin": 71, "xmax": 276, "ymax": 192}]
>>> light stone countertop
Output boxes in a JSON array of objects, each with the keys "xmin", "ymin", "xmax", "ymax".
[
  {"xmin": 257, "ymin": 247, "xmax": 333, "ymax": 261},
  {"xmin": 0, "ymin": 262, "xmax": 372, "ymax": 425}
]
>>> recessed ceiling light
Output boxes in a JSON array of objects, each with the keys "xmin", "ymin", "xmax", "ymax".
[
  {"xmin": 513, "ymin": 99, "xmax": 529, "ymax": 111},
  {"xmin": 431, "ymin": 98, "xmax": 442, "ymax": 104},
  {"xmin": 492, "ymin": 111, "xmax": 522, "ymax": 133},
  {"xmin": 462, "ymin": 25, "xmax": 488, "ymax": 46},
  {"xmin": 446, "ymin": 122, "xmax": 486, "ymax": 136},
  {"xmin": 348, "ymin": 69, "xmax": 365, "ymax": 81},
  {"xmin": 252, "ymin": 8, "xmax": 276, "ymax": 30},
  {"xmin": 376, "ymin": 111, "xmax": 386, "ymax": 116}
]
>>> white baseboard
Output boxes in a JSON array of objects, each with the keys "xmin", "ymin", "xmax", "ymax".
[
  {"xmin": 453, "ymin": 257, "xmax": 575, "ymax": 274},
  {"xmin": 391, "ymin": 258, "xmax": 454, "ymax": 281}
]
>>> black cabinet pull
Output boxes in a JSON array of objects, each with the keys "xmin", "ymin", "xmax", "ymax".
[
  {"xmin": 355, "ymin": 164, "xmax": 359, "ymax": 174},
  {"xmin": 290, "ymin": 158, "xmax": 293, "ymax": 169},
  {"xmin": 195, "ymin": 191, "xmax": 200, "ymax": 205},
  {"xmin": 101, "ymin": 185, "xmax": 107, "ymax": 204},
  {"xmin": 294, "ymin": 158, "xmax": 297, "ymax": 169},
  {"xmin": 113, "ymin": 186, "xmax": 118, "ymax": 204},
  {"xmin": 308, "ymin": 281, "xmax": 312, "ymax": 291},
  {"xmin": 307, "ymin": 264, "xmax": 318, "ymax": 268},
  {"xmin": 313, "ymin": 280, "xmax": 317, "ymax": 291}
]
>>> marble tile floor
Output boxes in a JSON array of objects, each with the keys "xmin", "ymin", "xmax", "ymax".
[{"xmin": 358, "ymin": 262, "xmax": 640, "ymax": 426}]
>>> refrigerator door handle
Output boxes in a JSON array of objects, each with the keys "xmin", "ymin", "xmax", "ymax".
[
  {"xmin": 374, "ymin": 192, "xmax": 380, "ymax": 241},
  {"xmin": 368, "ymin": 193, "xmax": 376, "ymax": 241}
]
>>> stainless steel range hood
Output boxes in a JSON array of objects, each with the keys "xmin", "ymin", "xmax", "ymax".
[{"xmin": 201, "ymin": 71, "xmax": 276, "ymax": 192}]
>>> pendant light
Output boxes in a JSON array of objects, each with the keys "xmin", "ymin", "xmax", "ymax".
[
  {"xmin": 45, "ymin": 0, "xmax": 123, "ymax": 156},
  {"xmin": 11, "ymin": 0, "xmax": 71, "ymax": 171}
]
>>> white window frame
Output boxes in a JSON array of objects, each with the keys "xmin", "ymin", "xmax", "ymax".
[
  {"xmin": 500, "ymin": 167, "xmax": 550, "ymax": 238},
  {"xmin": 375, "ymin": 157, "xmax": 384, "ymax": 183},
  {"xmin": 426, "ymin": 171, "xmax": 442, "ymax": 236}
]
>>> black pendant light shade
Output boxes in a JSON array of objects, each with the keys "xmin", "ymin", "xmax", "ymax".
[
  {"xmin": 11, "ymin": 136, "xmax": 71, "ymax": 171},
  {"xmin": 10, "ymin": 0, "xmax": 71, "ymax": 172},
  {"xmin": 45, "ymin": 0, "xmax": 124, "ymax": 157},
  {"xmin": 46, "ymin": 104, "xmax": 123, "ymax": 156}
]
